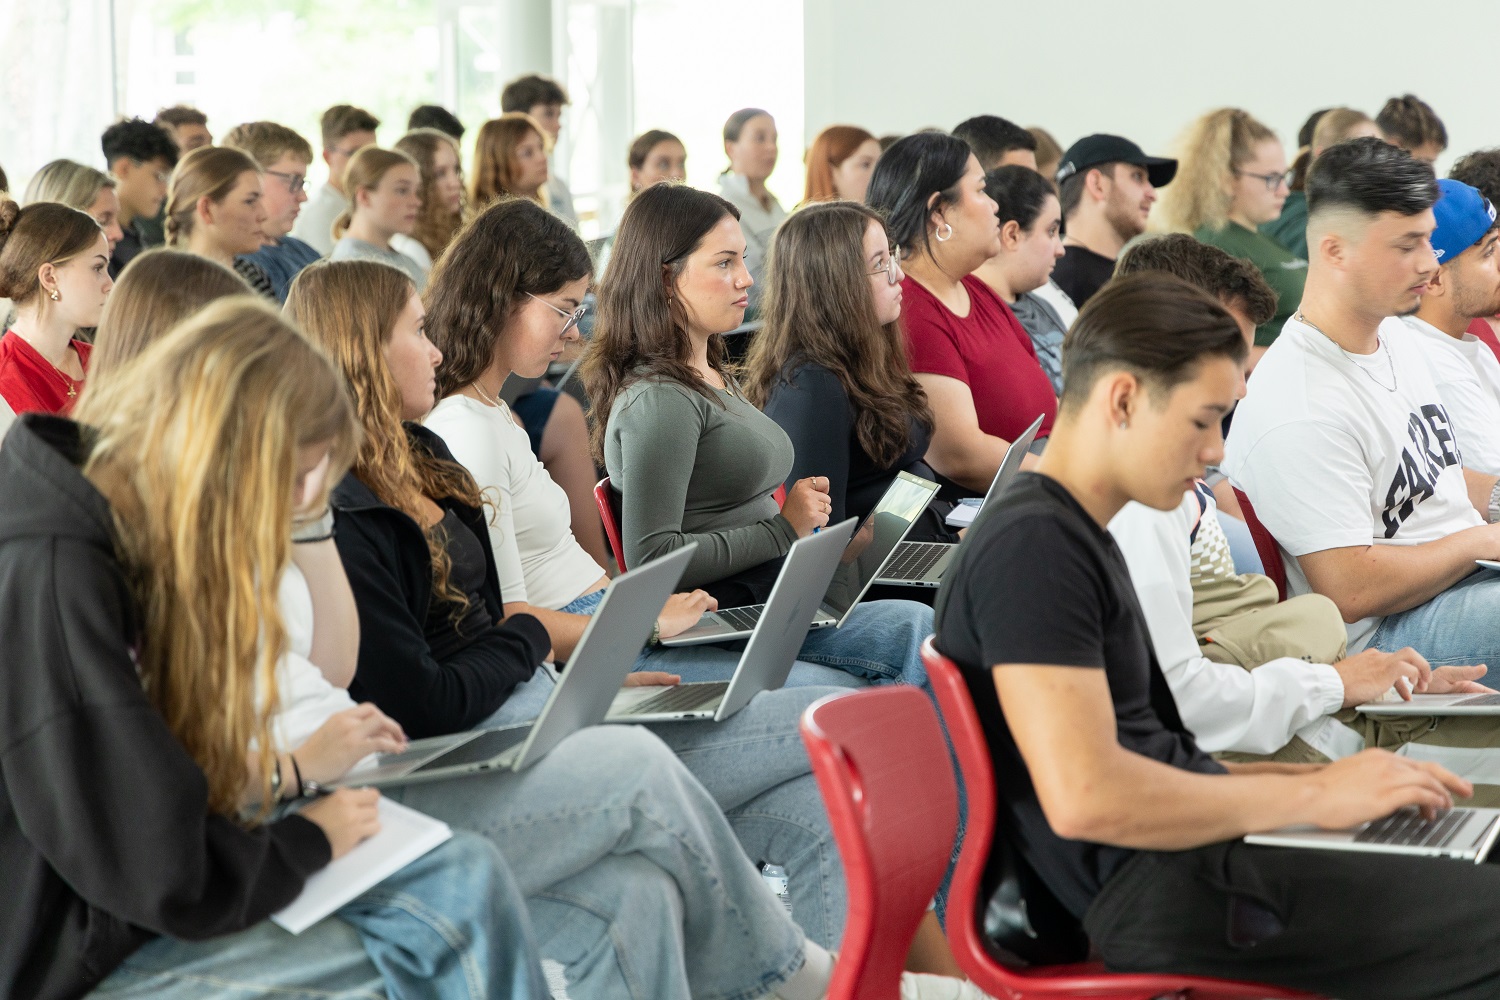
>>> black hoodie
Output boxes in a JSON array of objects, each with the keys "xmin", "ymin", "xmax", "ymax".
[{"xmin": 0, "ymin": 415, "xmax": 331, "ymax": 1000}]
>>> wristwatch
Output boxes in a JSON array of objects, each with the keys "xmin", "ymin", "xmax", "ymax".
[{"xmin": 292, "ymin": 505, "xmax": 336, "ymax": 544}]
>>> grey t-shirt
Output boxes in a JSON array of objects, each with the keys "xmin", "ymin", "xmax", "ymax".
[
  {"xmin": 330, "ymin": 237, "xmax": 428, "ymax": 291},
  {"xmin": 1009, "ymin": 291, "xmax": 1068, "ymax": 395}
]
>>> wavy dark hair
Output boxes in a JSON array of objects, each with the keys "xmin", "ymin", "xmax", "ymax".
[
  {"xmin": 744, "ymin": 201, "xmax": 931, "ymax": 466},
  {"xmin": 582, "ymin": 183, "xmax": 741, "ymax": 464},
  {"xmin": 427, "ymin": 197, "xmax": 592, "ymax": 399}
]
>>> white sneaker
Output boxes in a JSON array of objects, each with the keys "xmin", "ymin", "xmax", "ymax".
[{"xmin": 898, "ymin": 972, "xmax": 997, "ymax": 1000}]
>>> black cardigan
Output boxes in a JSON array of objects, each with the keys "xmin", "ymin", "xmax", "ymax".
[
  {"xmin": 0, "ymin": 416, "xmax": 330, "ymax": 1000},
  {"xmin": 332, "ymin": 423, "xmax": 550, "ymax": 739}
]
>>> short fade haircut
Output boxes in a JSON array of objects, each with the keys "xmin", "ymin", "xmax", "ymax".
[
  {"xmin": 1059, "ymin": 272, "xmax": 1247, "ymax": 414},
  {"xmin": 1449, "ymin": 149, "xmax": 1500, "ymax": 208},
  {"xmin": 500, "ymin": 74, "xmax": 569, "ymax": 113},
  {"xmin": 1306, "ymin": 136, "xmax": 1438, "ymax": 221},
  {"xmin": 952, "ymin": 115, "xmax": 1037, "ymax": 169},
  {"xmin": 1058, "ymin": 162, "xmax": 1119, "ymax": 221},
  {"xmin": 221, "ymin": 121, "xmax": 314, "ymax": 169},
  {"xmin": 408, "ymin": 104, "xmax": 465, "ymax": 141},
  {"xmin": 1116, "ymin": 233, "xmax": 1278, "ymax": 327},
  {"xmin": 319, "ymin": 105, "xmax": 381, "ymax": 149},
  {"xmin": 1376, "ymin": 94, "xmax": 1447, "ymax": 153},
  {"xmin": 101, "ymin": 117, "xmax": 179, "ymax": 169},
  {"xmin": 153, "ymin": 105, "xmax": 208, "ymax": 129}
]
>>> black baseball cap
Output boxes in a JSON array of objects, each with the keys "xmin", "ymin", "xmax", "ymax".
[{"xmin": 1055, "ymin": 134, "xmax": 1177, "ymax": 188}]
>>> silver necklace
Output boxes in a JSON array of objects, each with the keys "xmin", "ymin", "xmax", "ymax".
[
  {"xmin": 470, "ymin": 380, "xmax": 504, "ymax": 408},
  {"xmin": 1295, "ymin": 310, "xmax": 1397, "ymax": 392}
]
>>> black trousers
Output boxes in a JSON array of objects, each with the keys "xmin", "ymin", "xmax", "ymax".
[{"xmin": 1084, "ymin": 840, "xmax": 1500, "ymax": 1000}]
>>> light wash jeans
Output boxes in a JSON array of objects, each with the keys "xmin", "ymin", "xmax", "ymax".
[
  {"xmin": 792, "ymin": 599, "xmax": 932, "ymax": 688},
  {"xmin": 1369, "ymin": 569, "xmax": 1500, "ymax": 666},
  {"xmin": 87, "ymin": 831, "xmax": 549, "ymax": 1000},
  {"xmin": 387, "ymin": 726, "xmax": 809, "ymax": 1000}
]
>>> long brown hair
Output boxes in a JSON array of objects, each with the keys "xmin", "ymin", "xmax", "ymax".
[
  {"xmin": 75, "ymin": 299, "xmax": 358, "ymax": 819},
  {"xmin": 397, "ymin": 128, "xmax": 468, "ymax": 258},
  {"xmin": 427, "ymin": 198, "xmax": 592, "ymax": 399},
  {"xmin": 582, "ymin": 183, "xmax": 741, "ymax": 464},
  {"xmin": 745, "ymin": 202, "xmax": 931, "ymax": 466},
  {"xmin": 802, "ymin": 125, "xmax": 876, "ymax": 203},
  {"xmin": 332, "ymin": 146, "xmax": 419, "ymax": 241},
  {"xmin": 285, "ymin": 259, "xmax": 483, "ymax": 609},
  {"xmin": 470, "ymin": 114, "xmax": 548, "ymax": 210},
  {"xmin": 90, "ymin": 248, "xmax": 251, "ymax": 381},
  {"xmin": 165, "ymin": 146, "xmax": 261, "ymax": 246}
]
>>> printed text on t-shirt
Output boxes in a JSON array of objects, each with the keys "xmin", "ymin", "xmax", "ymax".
[{"xmin": 1382, "ymin": 403, "xmax": 1463, "ymax": 538}]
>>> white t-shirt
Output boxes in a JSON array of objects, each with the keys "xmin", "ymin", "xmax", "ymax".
[
  {"xmin": 1109, "ymin": 489, "xmax": 1344, "ymax": 755},
  {"xmin": 289, "ymin": 183, "xmax": 345, "ymax": 256},
  {"xmin": 269, "ymin": 563, "xmax": 358, "ymax": 751},
  {"xmin": 1404, "ymin": 314, "xmax": 1500, "ymax": 475},
  {"xmin": 424, "ymin": 394, "xmax": 604, "ymax": 609},
  {"xmin": 1223, "ymin": 315, "xmax": 1483, "ymax": 650},
  {"xmin": 1030, "ymin": 279, "xmax": 1079, "ymax": 329}
]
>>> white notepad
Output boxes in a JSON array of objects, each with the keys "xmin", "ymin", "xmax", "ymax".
[
  {"xmin": 272, "ymin": 798, "xmax": 453, "ymax": 934},
  {"xmin": 945, "ymin": 499, "xmax": 982, "ymax": 528}
]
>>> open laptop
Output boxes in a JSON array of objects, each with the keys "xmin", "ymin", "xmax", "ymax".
[
  {"xmin": 1245, "ymin": 806, "xmax": 1500, "ymax": 863},
  {"xmin": 606, "ymin": 519, "xmax": 858, "ymax": 723},
  {"xmin": 1356, "ymin": 691, "xmax": 1500, "ymax": 716},
  {"xmin": 877, "ymin": 414, "xmax": 1043, "ymax": 588},
  {"xmin": 333, "ymin": 544, "xmax": 694, "ymax": 787},
  {"xmin": 662, "ymin": 471, "xmax": 941, "ymax": 646}
]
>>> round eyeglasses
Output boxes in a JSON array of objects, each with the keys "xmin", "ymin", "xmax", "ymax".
[
  {"xmin": 527, "ymin": 292, "xmax": 588, "ymax": 335},
  {"xmin": 869, "ymin": 246, "xmax": 904, "ymax": 286}
]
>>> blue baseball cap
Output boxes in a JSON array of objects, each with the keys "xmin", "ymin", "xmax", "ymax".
[{"xmin": 1432, "ymin": 178, "xmax": 1498, "ymax": 264}]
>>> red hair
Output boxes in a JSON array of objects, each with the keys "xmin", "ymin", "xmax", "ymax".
[{"xmin": 803, "ymin": 125, "xmax": 877, "ymax": 203}]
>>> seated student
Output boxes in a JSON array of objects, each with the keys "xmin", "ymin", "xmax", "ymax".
[
  {"xmin": 718, "ymin": 108, "xmax": 786, "ymax": 315},
  {"xmin": 0, "ymin": 202, "xmax": 110, "ymax": 414},
  {"xmin": 328, "ymin": 146, "xmax": 428, "ymax": 290},
  {"xmin": 866, "ymin": 132, "xmax": 1056, "ymax": 494},
  {"xmin": 628, "ymin": 128, "xmax": 687, "ymax": 195},
  {"xmin": 1027, "ymin": 125, "xmax": 1064, "ymax": 181},
  {"xmin": 221, "ymin": 121, "xmax": 324, "ymax": 301},
  {"xmin": 935, "ymin": 270, "xmax": 1500, "ymax": 999},
  {"xmin": 23, "ymin": 160, "xmax": 125, "ymax": 254},
  {"xmin": 470, "ymin": 113, "xmax": 551, "ymax": 213},
  {"xmin": 973, "ymin": 165, "xmax": 1068, "ymax": 394},
  {"xmin": 408, "ymin": 103, "xmax": 465, "ymax": 142},
  {"xmin": 1403, "ymin": 179, "xmax": 1500, "ymax": 475},
  {"xmin": 802, "ymin": 125, "xmax": 881, "ymax": 204},
  {"xmin": 1, "ymin": 302, "xmax": 550, "ymax": 1000},
  {"xmin": 1449, "ymin": 149, "xmax": 1500, "ymax": 359},
  {"xmin": 101, "ymin": 117, "xmax": 178, "ymax": 277},
  {"xmin": 501, "ymin": 73, "xmax": 578, "ymax": 229},
  {"xmin": 393, "ymin": 127, "xmax": 468, "ymax": 269},
  {"xmin": 582, "ymin": 183, "xmax": 932, "ymax": 688},
  {"xmin": 952, "ymin": 114, "xmax": 1038, "ymax": 171},
  {"xmin": 1225, "ymin": 137, "xmax": 1500, "ymax": 668},
  {"xmin": 164, "ymin": 146, "xmax": 276, "ymax": 299},
  {"xmin": 1377, "ymin": 93, "xmax": 1447, "ymax": 163},
  {"xmin": 1155, "ymin": 108, "xmax": 1305, "ymax": 356},
  {"xmin": 745, "ymin": 200, "xmax": 955, "ymax": 542},
  {"xmin": 1262, "ymin": 108, "xmax": 1381, "ymax": 260},
  {"xmin": 291, "ymin": 104, "xmax": 379, "ymax": 255},
  {"xmin": 1050, "ymin": 132, "xmax": 1175, "ymax": 307},
  {"xmin": 154, "ymin": 104, "xmax": 212, "ymax": 153}
]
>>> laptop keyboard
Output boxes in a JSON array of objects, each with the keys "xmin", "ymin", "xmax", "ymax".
[
  {"xmin": 623, "ymin": 681, "xmax": 731, "ymax": 716},
  {"xmin": 1456, "ymin": 694, "xmax": 1500, "ymax": 707},
  {"xmin": 1354, "ymin": 807, "xmax": 1473, "ymax": 849},
  {"xmin": 881, "ymin": 542, "xmax": 949, "ymax": 580},
  {"xmin": 413, "ymin": 726, "xmax": 531, "ymax": 773},
  {"xmin": 715, "ymin": 605, "xmax": 765, "ymax": 632}
]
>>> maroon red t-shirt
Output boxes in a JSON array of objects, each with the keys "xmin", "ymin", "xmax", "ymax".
[
  {"xmin": 1466, "ymin": 317, "xmax": 1500, "ymax": 363},
  {"xmin": 0, "ymin": 331, "xmax": 91, "ymax": 416},
  {"xmin": 901, "ymin": 274, "xmax": 1057, "ymax": 442}
]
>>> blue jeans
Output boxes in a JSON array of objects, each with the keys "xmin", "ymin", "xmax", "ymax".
[
  {"xmin": 1369, "ymin": 569, "xmax": 1500, "ymax": 666},
  {"xmin": 1218, "ymin": 512, "xmax": 1265, "ymax": 576},
  {"xmin": 87, "ymin": 832, "xmax": 548, "ymax": 1000},
  {"xmin": 387, "ymin": 726, "xmax": 809, "ymax": 1000},
  {"xmin": 795, "ymin": 599, "xmax": 932, "ymax": 687}
]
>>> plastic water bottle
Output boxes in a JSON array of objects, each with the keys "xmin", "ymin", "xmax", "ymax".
[{"xmin": 760, "ymin": 862, "xmax": 792, "ymax": 918}]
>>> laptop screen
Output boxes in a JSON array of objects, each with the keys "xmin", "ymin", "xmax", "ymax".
[
  {"xmin": 980, "ymin": 413, "xmax": 1044, "ymax": 511},
  {"xmin": 822, "ymin": 471, "xmax": 940, "ymax": 618}
]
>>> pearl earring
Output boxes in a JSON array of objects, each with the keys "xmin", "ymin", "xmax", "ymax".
[
  {"xmin": 1118, "ymin": 420, "xmax": 1128, "ymax": 429},
  {"xmin": 49, "ymin": 289, "xmax": 60, "ymax": 302}
]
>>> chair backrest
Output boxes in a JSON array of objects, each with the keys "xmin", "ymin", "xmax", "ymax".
[
  {"xmin": 922, "ymin": 638, "xmax": 1090, "ymax": 976},
  {"xmin": 1231, "ymin": 487, "xmax": 1287, "ymax": 600},
  {"xmin": 594, "ymin": 477, "xmax": 788, "ymax": 575},
  {"xmin": 801, "ymin": 688, "xmax": 959, "ymax": 1000}
]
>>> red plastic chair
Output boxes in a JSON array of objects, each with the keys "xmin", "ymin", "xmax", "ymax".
[
  {"xmin": 921, "ymin": 638, "xmax": 1322, "ymax": 1000},
  {"xmin": 1230, "ymin": 487, "xmax": 1287, "ymax": 600},
  {"xmin": 594, "ymin": 476, "xmax": 786, "ymax": 573},
  {"xmin": 801, "ymin": 687, "xmax": 960, "ymax": 1000}
]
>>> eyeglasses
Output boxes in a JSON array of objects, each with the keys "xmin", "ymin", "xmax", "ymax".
[
  {"xmin": 527, "ymin": 293, "xmax": 588, "ymax": 335},
  {"xmin": 868, "ymin": 245, "xmax": 904, "ymax": 286},
  {"xmin": 1235, "ymin": 169, "xmax": 1291, "ymax": 193},
  {"xmin": 264, "ymin": 170, "xmax": 307, "ymax": 195}
]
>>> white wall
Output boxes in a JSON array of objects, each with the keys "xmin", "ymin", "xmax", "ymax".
[{"xmin": 804, "ymin": 0, "xmax": 1500, "ymax": 175}]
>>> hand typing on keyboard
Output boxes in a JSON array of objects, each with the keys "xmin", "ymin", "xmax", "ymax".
[{"xmin": 657, "ymin": 589, "xmax": 719, "ymax": 640}]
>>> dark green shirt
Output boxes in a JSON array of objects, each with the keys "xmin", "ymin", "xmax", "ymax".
[
  {"xmin": 1259, "ymin": 190, "xmax": 1308, "ymax": 260},
  {"xmin": 1195, "ymin": 221, "xmax": 1307, "ymax": 347}
]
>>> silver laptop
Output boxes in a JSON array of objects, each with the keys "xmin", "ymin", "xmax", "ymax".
[
  {"xmin": 606, "ymin": 520, "xmax": 858, "ymax": 723},
  {"xmin": 877, "ymin": 414, "xmax": 1043, "ymax": 588},
  {"xmin": 1356, "ymin": 692, "xmax": 1500, "ymax": 716},
  {"xmin": 1245, "ymin": 806, "xmax": 1500, "ymax": 863},
  {"xmin": 334, "ymin": 544, "xmax": 694, "ymax": 787},
  {"xmin": 662, "ymin": 471, "xmax": 941, "ymax": 646}
]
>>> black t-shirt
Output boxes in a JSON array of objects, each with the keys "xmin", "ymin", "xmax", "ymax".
[
  {"xmin": 1051, "ymin": 245, "xmax": 1116, "ymax": 308},
  {"xmin": 933, "ymin": 472, "xmax": 1224, "ymax": 918}
]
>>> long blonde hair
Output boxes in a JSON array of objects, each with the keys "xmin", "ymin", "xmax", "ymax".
[
  {"xmin": 74, "ymin": 299, "xmax": 359, "ymax": 819},
  {"xmin": 1154, "ymin": 108, "xmax": 1278, "ymax": 233},
  {"xmin": 23, "ymin": 159, "xmax": 116, "ymax": 211},
  {"xmin": 332, "ymin": 146, "xmax": 420, "ymax": 241}
]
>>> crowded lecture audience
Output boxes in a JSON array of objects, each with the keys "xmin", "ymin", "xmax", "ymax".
[{"xmin": 7, "ymin": 74, "xmax": 1500, "ymax": 1000}]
